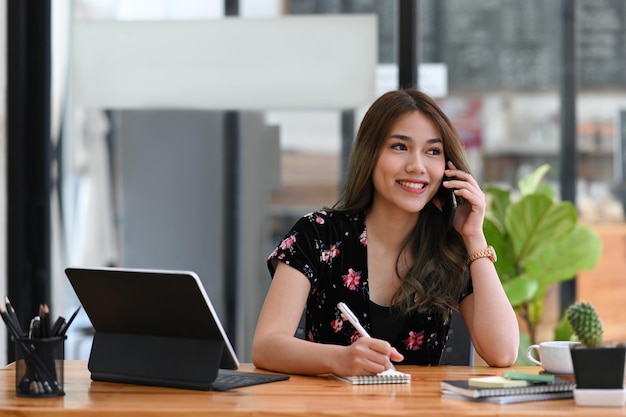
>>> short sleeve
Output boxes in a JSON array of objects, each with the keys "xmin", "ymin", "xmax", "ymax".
[{"xmin": 267, "ymin": 211, "xmax": 330, "ymax": 283}]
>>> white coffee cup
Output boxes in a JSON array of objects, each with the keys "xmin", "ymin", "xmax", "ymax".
[{"xmin": 526, "ymin": 341, "xmax": 581, "ymax": 374}]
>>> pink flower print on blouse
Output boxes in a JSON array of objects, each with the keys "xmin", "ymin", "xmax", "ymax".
[
  {"xmin": 342, "ymin": 268, "xmax": 361, "ymax": 290},
  {"xmin": 305, "ymin": 210, "xmax": 327, "ymax": 224},
  {"xmin": 403, "ymin": 330, "xmax": 425, "ymax": 351},
  {"xmin": 279, "ymin": 233, "xmax": 297, "ymax": 250},
  {"xmin": 359, "ymin": 229, "xmax": 367, "ymax": 246},
  {"xmin": 331, "ymin": 318, "xmax": 343, "ymax": 333},
  {"xmin": 349, "ymin": 331, "xmax": 362, "ymax": 344},
  {"xmin": 320, "ymin": 243, "xmax": 341, "ymax": 264}
]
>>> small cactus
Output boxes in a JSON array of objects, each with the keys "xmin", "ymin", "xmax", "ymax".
[{"xmin": 566, "ymin": 301, "xmax": 604, "ymax": 348}]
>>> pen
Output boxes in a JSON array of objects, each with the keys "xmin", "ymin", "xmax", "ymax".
[
  {"xmin": 4, "ymin": 297, "xmax": 23, "ymax": 335},
  {"xmin": 39, "ymin": 304, "xmax": 50, "ymax": 338},
  {"xmin": 337, "ymin": 302, "xmax": 396, "ymax": 370},
  {"xmin": 337, "ymin": 302, "xmax": 371, "ymax": 337},
  {"xmin": 58, "ymin": 306, "xmax": 81, "ymax": 336},
  {"xmin": 28, "ymin": 316, "xmax": 41, "ymax": 339},
  {"xmin": 50, "ymin": 316, "xmax": 65, "ymax": 337}
]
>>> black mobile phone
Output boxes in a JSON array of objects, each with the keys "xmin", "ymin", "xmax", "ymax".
[
  {"xmin": 440, "ymin": 176, "xmax": 457, "ymax": 230},
  {"xmin": 448, "ymin": 182, "xmax": 459, "ymax": 209},
  {"xmin": 443, "ymin": 175, "xmax": 459, "ymax": 206}
]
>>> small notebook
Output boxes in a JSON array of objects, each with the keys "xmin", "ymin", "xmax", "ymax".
[
  {"xmin": 332, "ymin": 368, "xmax": 411, "ymax": 385},
  {"xmin": 440, "ymin": 379, "xmax": 575, "ymax": 399},
  {"xmin": 468, "ymin": 376, "xmax": 530, "ymax": 388}
]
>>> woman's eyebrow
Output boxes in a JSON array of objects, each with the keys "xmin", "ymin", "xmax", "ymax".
[
  {"xmin": 388, "ymin": 134, "xmax": 442, "ymax": 144},
  {"xmin": 388, "ymin": 133, "xmax": 411, "ymax": 141}
]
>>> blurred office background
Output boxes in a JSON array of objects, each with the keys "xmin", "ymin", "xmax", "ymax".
[{"xmin": 1, "ymin": 0, "xmax": 626, "ymax": 364}]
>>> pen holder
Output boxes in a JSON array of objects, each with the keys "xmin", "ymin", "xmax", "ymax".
[{"xmin": 14, "ymin": 336, "xmax": 66, "ymax": 397}]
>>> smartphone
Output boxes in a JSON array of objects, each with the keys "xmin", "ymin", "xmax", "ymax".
[
  {"xmin": 446, "ymin": 177, "xmax": 459, "ymax": 209},
  {"xmin": 440, "ymin": 176, "xmax": 457, "ymax": 230}
]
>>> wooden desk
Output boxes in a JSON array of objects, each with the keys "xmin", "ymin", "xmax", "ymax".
[{"xmin": 0, "ymin": 361, "xmax": 624, "ymax": 416}]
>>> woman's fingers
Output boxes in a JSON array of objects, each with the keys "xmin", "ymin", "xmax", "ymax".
[{"xmin": 347, "ymin": 337, "xmax": 403, "ymax": 374}]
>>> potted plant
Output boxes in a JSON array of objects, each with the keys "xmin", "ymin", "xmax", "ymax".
[
  {"xmin": 484, "ymin": 164, "xmax": 603, "ymax": 359},
  {"xmin": 566, "ymin": 301, "xmax": 626, "ymax": 406}
]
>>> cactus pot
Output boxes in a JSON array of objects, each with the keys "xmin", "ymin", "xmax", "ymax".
[{"xmin": 570, "ymin": 344, "xmax": 626, "ymax": 389}]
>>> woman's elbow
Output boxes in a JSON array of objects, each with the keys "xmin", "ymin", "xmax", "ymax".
[
  {"xmin": 481, "ymin": 342, "xmax": 519, "ymax": 367},
  {"xmin": 474, "ymin": 336, "xmax": 519, "ymax": 367},
  {"xmin": 251, "ymin": 333, "xmax": 281, "ymax": 371},
  {"xmin": 251, "ymin": 337, "xmax": 267, "ymax": 369},
  {"xmin": 485, "ymin": 351, "xmax": 518, "ymax": 368}
]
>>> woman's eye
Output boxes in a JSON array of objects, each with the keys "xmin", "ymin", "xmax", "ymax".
[
  {"xmin": 391, "ymin": 142, "xmax": 407, "ymax": 150},
  {"xmin": 428, "ymin": 148, "xmax": 442, "ymax": 155}
]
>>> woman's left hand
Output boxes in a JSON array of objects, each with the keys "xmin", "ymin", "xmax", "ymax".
[{"xmin": 442, "ymin": 161, "xmax": 486, "ymax": 239}]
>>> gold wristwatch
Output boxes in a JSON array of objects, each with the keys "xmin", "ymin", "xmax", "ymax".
[{"xmin": 468, "ymin": 245, "xmax": 497, "ymax": 265}]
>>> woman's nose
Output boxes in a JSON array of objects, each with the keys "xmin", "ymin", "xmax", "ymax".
[{"xmin": 406, "ymin": 153, "xmax": 425, "ymax": 173}]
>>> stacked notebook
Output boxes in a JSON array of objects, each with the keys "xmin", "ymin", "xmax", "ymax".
[{"xmin": 441, "ymin": 373, "xmax": 576, "ymax": 404}]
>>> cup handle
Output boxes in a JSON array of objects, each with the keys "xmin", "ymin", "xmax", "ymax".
[{"xmin": 526, "ymin": 344, "xmax": 542, "ymax": 366}]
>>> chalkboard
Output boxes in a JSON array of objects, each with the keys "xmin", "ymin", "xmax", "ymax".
[
  {"xmin": 578, "ymin": 0, "xmax": 626, "ymax": 87},
  {"xmin": 290, "ymin": 0, "xmax": 626, "ymax": 89},
  {"xmin": 421, "ymin": 0, "xmax": 626, "ymax": 89}
]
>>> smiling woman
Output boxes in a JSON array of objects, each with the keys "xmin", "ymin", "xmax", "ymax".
[
  {"xmin": 251, "ymin": 89, "xmax": 520, "ymax": 378},
  {"xmin": 371, "ymin": 111, "xmax": 446, "ymax": 218}
]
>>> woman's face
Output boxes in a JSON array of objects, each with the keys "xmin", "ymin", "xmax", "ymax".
[{"xmin": 371, "ymin": 110, "xmax": 446, "ymax": 217}]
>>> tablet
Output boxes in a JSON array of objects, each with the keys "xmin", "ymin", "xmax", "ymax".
[{"xmin": 65, "ymin": 267, "xmax": 240, "ymax": 389}]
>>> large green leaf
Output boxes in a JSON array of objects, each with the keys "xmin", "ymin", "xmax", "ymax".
[
  {"xmin": 535, "ymin": 182, "xmax": 556, "ymax": 200},
  {"xmin": 515, "ymin": 332, "xmax": 534, "ymax": 365},
  {"xmin": 484, "ymin": 164, "xmax": 603, "ymax": 346},
  {"xmin": 506, "ymin": 196, "xmax": 577, "ymax": 261},
  {"xmin": 483, "ymin": 217, "xmax": 516, "ymax": 280},
  {"xmin": 523, "ymin": 224, "xmax": 603, "ymax": 285},
  {"xmin": 518, "ymin": 164, "xmax": 550, "ymax": 196},
  {"xmin": 485, "ymin": 185, "xmax": 511, "ymax": 227},
  {"xmin": 502, "ymin": 274, "xmax": 539, "ymax": 308}
]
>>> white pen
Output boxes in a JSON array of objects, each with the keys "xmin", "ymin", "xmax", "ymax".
[{"xmin": 337, "ymin": 302, "xmax": 396, "ymax": 370}]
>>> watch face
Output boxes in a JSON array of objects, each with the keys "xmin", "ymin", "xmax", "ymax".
[{"xmin": 489, "ymin": 246, "xmax": 497, "ymax": 262}]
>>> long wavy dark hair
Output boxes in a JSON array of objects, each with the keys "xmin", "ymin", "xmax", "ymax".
[{"xmin": 331, "ymin": 89, "xmax": 471, "ymax": 323}]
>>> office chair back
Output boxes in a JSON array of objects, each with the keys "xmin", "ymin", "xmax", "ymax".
[{"xmin": 439, "ymin": 309, "xmax": 474, "ymax": 366}]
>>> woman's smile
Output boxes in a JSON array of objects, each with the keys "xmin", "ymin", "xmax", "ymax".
[{"xmin": 397, "ymin": 180, "xmax": 426, "ymax": 192}]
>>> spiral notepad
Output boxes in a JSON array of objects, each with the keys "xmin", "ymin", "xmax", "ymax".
[
  {"xmin": 332, "ymin": 369, "xmax": 411, "ymax": 385},
  {"xmin": 440, "ymin": 379, "xmax": 575, "ymax": 398}
]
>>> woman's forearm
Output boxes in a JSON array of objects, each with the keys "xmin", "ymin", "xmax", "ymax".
[{"xmin": 463, "ymin": 260, "xmax": 519, "ymax": 367}]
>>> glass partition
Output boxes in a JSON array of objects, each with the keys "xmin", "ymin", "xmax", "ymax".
[{"xmin": 41, "ymin": 0, "xmax": 626, "ymax": 363}]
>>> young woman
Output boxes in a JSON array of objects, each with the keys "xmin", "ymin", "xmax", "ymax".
[{"xmin": 252, "ymin": 89, "xmax": 519, "ymax": 376}]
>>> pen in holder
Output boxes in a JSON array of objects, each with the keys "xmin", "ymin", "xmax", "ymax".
[
  {"xmin": 1, "ymin": 298, "xmax": 80, "ymax": 398},
  {"xmin": 14, "ymin": 335, "xmax": 66, "ymax": 397}
]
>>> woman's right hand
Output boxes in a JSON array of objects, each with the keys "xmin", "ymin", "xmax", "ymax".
[{"xmin": 333, "ymin": 337, "xmax": 404, "ymax": 376}]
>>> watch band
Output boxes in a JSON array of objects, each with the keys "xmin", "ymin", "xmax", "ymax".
[{"xmin": 468, "ymin": 245, "xmax": 496, "ymax": 265}]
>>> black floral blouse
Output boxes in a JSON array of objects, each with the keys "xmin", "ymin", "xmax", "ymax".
[{"xmin": 267, "ymin": 210, "xmax": 473, "ymax": 365}]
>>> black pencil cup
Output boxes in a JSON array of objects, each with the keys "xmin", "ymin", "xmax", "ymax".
[{"xmin": 14, "ymin": 336, "xmax": 66, "ymax": 397}]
